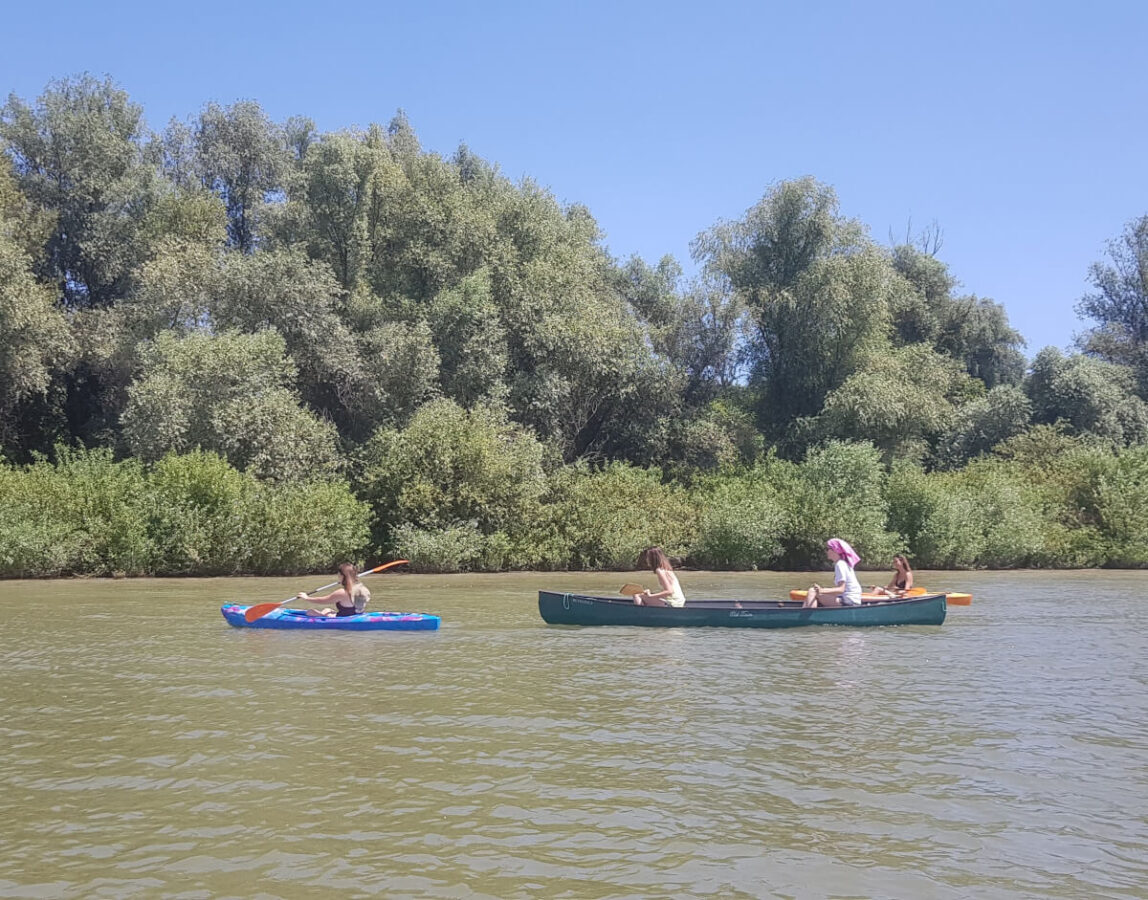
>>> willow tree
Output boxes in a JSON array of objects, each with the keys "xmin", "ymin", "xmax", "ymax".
[
  {"xmin": 286, "ymin": 120, "xmax": 682, "ymax": 463},
  {"xmin": 890, "ymin": 245, "xmax": 1025, "ymax": 388},
  {"xmin": 0, "ymin": 74, "xmax": 160, "ymax": 307},
  {"xmin": 1026, "ymin": 347, "xmax": 1148, "ymax": 447},
  {"xmin": 121, "ymin": 330, "xmax": 339, "ymax": 482},
  {"xmin": 0, "ymin": 168, "xmax": 73, "ymax": 446},
  {"xmin": 192, "ymin": 101, "xmax": 293, "ymax": 253},
  {"xmin": 809, "ymin": 343, "xmax": 978, "ymax": 462},
  {"xmin": 1077, "ymin": 215, "xmax": 1148, "ymax": 393},
  {"xmin": 693, "ymin": 178, "xmax": 894, "ymax": 452}
]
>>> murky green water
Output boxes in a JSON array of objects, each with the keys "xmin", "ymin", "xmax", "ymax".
[{"xmin": 1, "ymin": 570, "xmax": 1146, "ymax": 899}]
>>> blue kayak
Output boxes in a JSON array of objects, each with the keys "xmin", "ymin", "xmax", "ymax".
[{"xmin": 221, "ymin": 604, "xmax": 440, "ymax": 631}]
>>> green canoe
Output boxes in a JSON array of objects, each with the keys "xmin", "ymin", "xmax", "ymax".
[{"xmin": 538, "ymin": 591, "xmax": 947, "ymax": 628}]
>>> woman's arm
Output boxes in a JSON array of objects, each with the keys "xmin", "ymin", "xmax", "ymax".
[
  {"xmin": 298, "ymin": 590, "xmax": 338, "ymax": 602},
  {"xmin": 816, "ymin": 563, "xmax": 850, "ymax": 597},
  {"xmin": 642, "ymin": 568, "xmax": 676, "ymax": 601}
]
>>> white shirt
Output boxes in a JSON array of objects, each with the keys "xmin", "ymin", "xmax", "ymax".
[{"xmin": 835, "ymin": 559, "xmax": 862, "ymax": 606}]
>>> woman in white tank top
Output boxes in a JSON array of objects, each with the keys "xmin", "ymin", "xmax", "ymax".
[{"xmin": 632, "ymin": 547, "xmax": 686, "ymax": 608}]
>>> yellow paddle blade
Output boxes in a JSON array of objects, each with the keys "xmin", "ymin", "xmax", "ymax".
[{"xmin": 619, "ymin": 583, "xmax": 645, "ymax": 596}]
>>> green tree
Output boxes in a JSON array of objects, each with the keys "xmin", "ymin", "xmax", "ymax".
[
  {"xmin": 293, "ymin": 128, "xmax": 388, "ymax": 291},
  {"xmin": 810, "ymin": 343, "xmax": 977, "ymax": 461},
  {"xmin": 890, "ymin": 245, "xmax": 1025, "ymax": 387},
  {"xmin": 934, "ymin": 385, "xmax": 1032, "ymax": 468},
  {"xmin": 426, "ymin": 271, "xmax": 508, "ymax": 407},
  {"xmin": 1077, "ymin": 215, "xmax": 1148, "ymax": 392},
  {"xmin": 1026, "ymin": 347, "xmax": 1148, "ymax": 446},
  {"xmin": 193, "ymin": 100, "xmax": 291, "ymax": 252},
  {"xmin": 1, "ymin": 74, "xmax": 160, "ymax": 307},
  {"xmin": 122, "ymin": 330, "xmax": 338, "ymax": 481},
  {"xmin": 0, "ymin": 168, "xmax": 73, "ymax": 439},
  {"xmin": 939, "ymin": 295, "xmax": 1026, "ymax": 388},
  {"xmin": 693, "ymin": 178, "xmax": 894, "ymax": 451},
  {"xmin": 619, "ymin": 256, "xmax": 745, "ymax": 404}
]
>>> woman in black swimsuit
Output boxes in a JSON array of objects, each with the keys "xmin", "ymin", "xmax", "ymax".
[
  {"xmin": 300, "ymin": 563, "xmax": 371, "ymax": 617},
  {"xmin": 871, "ymin": 555, "xmax": 913, "ymax": 596}
]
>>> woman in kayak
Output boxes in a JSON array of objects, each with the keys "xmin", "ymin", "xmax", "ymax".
[
  {"xmin": 871, "ymin": 555, "xmax": 913, "ymax": 596},
  {"xmin": 300, "ymin": 563, "xmax": 371, "ymax": 617},
  {"xmin": 632, "ymin": 547, "xmax": 686, "ymax": 607},
  {"xmin": 803, "ymin": 538, "xmax": 862, "ymax": 608}
]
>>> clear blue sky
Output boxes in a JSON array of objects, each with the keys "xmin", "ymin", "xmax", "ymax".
[{"xmin": 4, "ymin": 0, "xmax": 1145, "ymax": 355}]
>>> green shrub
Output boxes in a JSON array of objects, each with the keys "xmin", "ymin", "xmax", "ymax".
[
  {"xmin": 244, "ymin": 478, "xmax": 371, "ymax": 574},
  {"xmin": 393, "ymin": 522, "xmax": 485, "ymax": 573},
  {"xmin": 0, "ymin": 448, "xmax": 369, "ymax": 577},
  {"xmin": 690, "ymin": 469, "xmax": 785, "ymax": 569},
  {"xmin": 549, "ymin": 462, "xmax": 696, "ymax": 570},
  {"xmin": 0, "ymin": 448, "xmax": 155, "ymax": 576},
  {"xmin": 889, "ymin": 458, "xmax": 1049, "ymax": 568},
  {"xmin": 359, "ymin": 398, "xmax": 548, "ymax": 549},
  {"xmin": 1095, "ymin": 447, "xmax": 1148, "ymax": 566},
  {"xmin": 777, "ymin": 442, "xmax": 899, "ymax": 569},
  {"xmin": 147, "ymin": 451, "xmax": 253, "ymax": 574},
  {"xmin": 1047, "ymin": 446, "xmax": 1148, "ymax": 567}
]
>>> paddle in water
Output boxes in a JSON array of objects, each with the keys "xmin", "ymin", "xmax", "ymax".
[{"xmin": 243, "ymin": 560, "xmax": 409, "ymax": 622}]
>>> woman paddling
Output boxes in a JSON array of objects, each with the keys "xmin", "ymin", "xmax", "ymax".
[
  {"xmin": 871, "ymin": 554, "xmax": 913, "ymax": 596},
  {"xmin": 632, "ymin": 547, "xmax": 686, "ymax": 608},
  {"xmin": 300, "ymin": 563, "xmax": 371, "ymax": 618},
  {"xmin": 803, "ymin": 538, "xmax": 862, "ymax": 608}
]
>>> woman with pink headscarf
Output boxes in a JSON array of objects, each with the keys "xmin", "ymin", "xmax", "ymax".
[{"xmin": 803, "ymin": 538, "xmax": 863, "ymax": 608}]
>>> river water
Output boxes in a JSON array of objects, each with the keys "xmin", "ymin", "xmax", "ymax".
[{"xmin": 1, "ymin": 570, "xmax": 1145, "ymax": 899}]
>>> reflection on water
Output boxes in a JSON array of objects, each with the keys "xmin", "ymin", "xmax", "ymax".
[{"xmin": 1, "ymin": 570, "xmax": 1146, "ymax": 898}]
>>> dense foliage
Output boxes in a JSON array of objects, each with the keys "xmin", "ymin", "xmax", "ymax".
[{"xmin": 1, "ymin": 75, "xmax": 1146, "ymax": 574}]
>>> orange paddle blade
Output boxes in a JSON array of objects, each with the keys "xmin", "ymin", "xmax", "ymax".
[
  {"xmin": 370, "ymin": 559, "xmax": 409, "ymax": 574},
  {"xmin": 244, "ymin": 602, "xmax": 283, "ymax": 622},
  {"xmin": 619, "ymin": 583, "xmax": 645, "ymax": 596},
  {"xmin": 945, "ymin": 592, "xmax": 973, "ymax": 606}
]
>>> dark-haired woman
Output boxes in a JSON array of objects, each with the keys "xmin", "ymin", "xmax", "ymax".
[
  {"xmin": 632, "ymin": 547, "xmax": 686, "ymax": 607},
  {"xmin": 300, "ymin": 563, "xmax": 371, "ymax": 617},
  {"xmin": 872, "ymin": 555, "xmax": 913, "ymax": 597}
]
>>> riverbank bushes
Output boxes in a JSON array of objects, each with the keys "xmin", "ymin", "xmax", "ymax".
[
  {"xmin": 0, "ymin": 449, "xmax": 369, "ymax": 576},
  {"xmin": 3, "ymin": 440, "xmax": 1144, "ymax": 577}
]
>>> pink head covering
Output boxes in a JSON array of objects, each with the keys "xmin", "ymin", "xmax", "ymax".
[{"xmin": 826, "ymin": 538, "xmax": 860, "ymax": 568}]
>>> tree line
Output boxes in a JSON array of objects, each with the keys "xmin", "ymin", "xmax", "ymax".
[{"xmin": 1, "ymin": 74, "xmax": 1146, "ymax": 575}]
